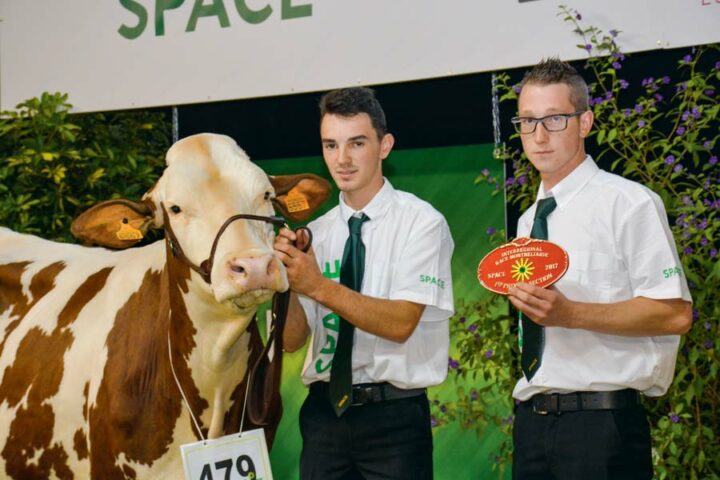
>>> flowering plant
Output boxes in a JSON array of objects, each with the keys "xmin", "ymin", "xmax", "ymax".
[{"xmin": 435, "ymin": 6, "xmax": 719, "ymax": 479}]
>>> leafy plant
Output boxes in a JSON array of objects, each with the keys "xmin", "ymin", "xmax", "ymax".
[
  {"xmin": 437, "ymin": 6, "xmax": 719, "ymax": 479},
  {"xmin": 0, "ymin": 92, "xmax": 171, "ymax": 242}
]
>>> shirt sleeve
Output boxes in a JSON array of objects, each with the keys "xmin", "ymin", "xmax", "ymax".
[
  {"xmin": 618, "ymin": 192, "xmax": 692, "ymax": 302},
  {"xmin": 387, "ymin": 214, "xmax": 455, "ymax": 322}
]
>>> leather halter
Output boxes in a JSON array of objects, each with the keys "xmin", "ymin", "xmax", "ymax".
[
  {"xmin": 161, "ymin": 202, "xmax": 286, "ymax": 284},
  {"xmin": 160, "ymin": 202, "xmax": 312, "ymax": 430}
]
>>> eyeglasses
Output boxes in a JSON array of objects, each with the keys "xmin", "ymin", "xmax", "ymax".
[{"xmin": 511, "ymin": 111, "xmax": 585, "ymax": 134}]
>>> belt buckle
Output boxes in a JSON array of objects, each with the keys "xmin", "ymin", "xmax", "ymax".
[
  {"xmin": 351, "ymin": 386, "xmax": 374, "ymax": 406},
  {"xmin": 532, "ymin": 393, "xmax": 559, "ymax": 415}
]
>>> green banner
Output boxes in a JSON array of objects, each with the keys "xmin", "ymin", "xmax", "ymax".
[{"xmin": 259, "ymin": 143, "xmax": 507, "ymax": 478}]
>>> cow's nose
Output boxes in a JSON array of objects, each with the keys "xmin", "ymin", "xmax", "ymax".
[{"xmin": 227, "ymin": 254, "xmax": 280, "ymax": 289}]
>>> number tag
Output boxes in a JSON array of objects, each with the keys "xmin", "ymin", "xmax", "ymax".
[{"xmin": 180, "ymin": 428, "xmax": 273, "ymax": 480}]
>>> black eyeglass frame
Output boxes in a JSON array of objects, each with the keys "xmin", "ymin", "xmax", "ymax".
[{"xmin": 510, "ymin": 111, "xmax": 586, "ymax": 134}]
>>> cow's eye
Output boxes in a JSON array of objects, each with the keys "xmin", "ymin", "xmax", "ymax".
[{"xmin": 169, "ymin": 205, "xmax": 182, "ymax": 214}]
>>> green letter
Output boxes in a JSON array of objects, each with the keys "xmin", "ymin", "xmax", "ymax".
[
  {"xmin": 155, "ymin": 0, "xmax": 185, "ymax": 36},
  {"xmin": 282, "ymin": 0, "xmax": 312, "ymax": 19},
  {"xmin": 234, "ymin": 0, "xmax": 272, "ymax": 24},
  {"xmin": 187, "ymin": 0, "xmax": 230, "ymax": 32},
  {"xmin": 323, "ymin": 259, "xmax": 341, "ymax": 279},
  {"xmin": 118, "ymin": 0, "xmax": 147, "ymax": 40},
  {"xmin": 322, "ymin": 312, "xmax": 340, "ymax": 332}
]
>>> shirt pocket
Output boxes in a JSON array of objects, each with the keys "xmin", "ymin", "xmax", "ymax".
[{"xmin": 561, "ymin": 250, "xmax": 616, "ymax": 302}]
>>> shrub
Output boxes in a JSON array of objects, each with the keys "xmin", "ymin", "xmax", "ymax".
[{"xmin": 0, "ymin": 92, "xmax": 171, "ymax": 242}]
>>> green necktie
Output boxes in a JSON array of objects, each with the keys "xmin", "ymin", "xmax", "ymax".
[
  {"xmin": 329, "ymin": 213, "xmax": 369, "ymax": 416},
  {"xmin": 521, "ymin": 197, "xmax": 557, "ymax": 380}
]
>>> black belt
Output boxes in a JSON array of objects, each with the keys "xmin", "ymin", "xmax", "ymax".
[
  {"xmin": 309, "ymin": 382, "xmax": 426, "ymax": 407},
  {"xmin": 527, "ymin": 389, "xmax": 640, "ymax": 415}
]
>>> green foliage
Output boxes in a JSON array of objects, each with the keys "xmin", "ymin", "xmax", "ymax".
[
  {"xmin": 0, "ymin": 92, "xmax": 171, "ymax": 242},
  {"xmin": 440, "ymin": 6, "xmax": 720, "ymax": 479}
]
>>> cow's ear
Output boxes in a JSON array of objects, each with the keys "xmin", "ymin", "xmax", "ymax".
[
  {"xmin": 71, "ymin": 200, "xmax": 156, "ymax": 249},
  {"xmin": 270, "ymin": 174, "xmax": 333, "ymax": 222}
]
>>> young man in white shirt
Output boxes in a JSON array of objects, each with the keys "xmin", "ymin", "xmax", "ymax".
[
  {"xmin": 507, "ymin": 57, "xmax": 692, "ymax": 479},
  {"xmin": 274, "ymin": 87, "xmax": 454, "ymax": 480}
]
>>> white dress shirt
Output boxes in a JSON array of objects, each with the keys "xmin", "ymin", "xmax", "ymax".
[
  {"xmin": 299, "ymin": 179, "xmax": 454, "ymax": 389},
  {"xmin": 513, "ymin": 156, "xmax": 692, "ymax": 400}
]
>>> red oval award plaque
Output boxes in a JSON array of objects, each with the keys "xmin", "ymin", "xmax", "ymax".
[{"xmin": 477, "ymin": 237, "xmax": 569, "ymax": 295}]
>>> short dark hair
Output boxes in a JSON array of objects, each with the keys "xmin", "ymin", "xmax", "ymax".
[
  {"xmin": 319, "ymin": 87, "xmax": 388, "ymax": 138},
  {"xmin": 520, "ymin": 57, "xmax": 589, "ymax": 111}
]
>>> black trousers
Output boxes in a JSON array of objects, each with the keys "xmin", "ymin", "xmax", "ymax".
[
  {"xmin": 299, "ymin": 384, "xmax": 433, "ymax": 480},
  {"xmin": 512, "ymin": 401, "xmax": 653, "ymax": 480}
]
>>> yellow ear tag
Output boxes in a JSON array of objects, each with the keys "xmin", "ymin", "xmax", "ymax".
[
  {"xmin": 116, "ymin": 222, "xmax": 144, "ymax": 241},
  {"xmin": 285, "ymin": 186, "xmax": 310, "ymax": 213}
]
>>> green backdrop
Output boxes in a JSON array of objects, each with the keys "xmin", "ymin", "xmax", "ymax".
[{"xmin": 258, "ymin": 143, "xmax": 507, "ymax": 479}]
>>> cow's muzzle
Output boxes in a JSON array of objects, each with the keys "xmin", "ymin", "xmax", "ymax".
[{"xmin": 161, "ymin": 203, "xmax": 286, "ymax": 284}]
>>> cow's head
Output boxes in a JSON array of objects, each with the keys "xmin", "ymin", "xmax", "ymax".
[{"xmin": 71, "ymin": 133, "xmax": 331, "ymax": 309}]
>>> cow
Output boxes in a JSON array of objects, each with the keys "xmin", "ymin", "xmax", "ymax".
[{"xmin": 0, "ymin": 133, "xmax": 331, "ymax": 479}]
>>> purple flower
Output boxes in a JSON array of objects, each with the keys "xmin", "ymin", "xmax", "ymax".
[
  {"xmin": 705, "ymin": 322, "xmax": 712, "ymax": 331},
  {"xmin": 634, "ymin": 104, "xmax": 644, "ymax": 113},
  {"xmin": 609, "ymin": 29, "xmax": 619, "ymax": 37},
  {"xmin": 664, "ymin": 155, "xmax": 676, "ymax": 165},
  {"xmin": 681, "ymin": 111, "xmax": 690, "ymax": 121},
  {"xmin": 641, "ymin": 78, "xmax": 653, "ymax": 87},
  {"xmin": 669, "ymin": 412, "xmax": 680, "ymax": 423},
  {"xmin": 709, "ymin": 156, "xmax": 718, "ymax": 165},
  {"xmin": 505, "ymin": 177, "xmax": 515, "ymax": 187},
  {"xmin": 459, "ymin": 316, "xmax": 466, "ymax": 324},
  {"xmin": 619, "ymin": 79, "xmax": 629, "ymax": 89},
  {"xmin": 431, "ymin": 417, "xmax": 439, "ymax": 427},
  {"xmin": 654, "ymin": 93, "xmax": 664, "ymax": 102},
  {"xmin": 704, "ymin": 141, "xmax": 712, "ymax": 149},
  {"xmin": 584, "ymin": 44, "xmax": 592, "ymax": 52},
  {"xmin": 698, "ymin": 218, "xmax": 708, "ymax": 229},
  {"xmin": 682, "ymin": 195, "xmax": 692, "ymax": 206},
  {"xmin": 700, "ymin": 238, "xmax": 708, "ymax": 247},
  {"xmin": 674, "ymin": 164, "xmax": 684, "ymax": 173},
  {"xmin": 711, "ymin": 248, "xmax": 718, "ymax": 258},
  {"xmin": 576, "ymin": 11, "xmax": 582, "ymax": 20},
  {"xmin": 715, "ymin": 61, "xmax": 720, "ymax": 70},
  {"xmin": 486, "ymin": 227, "xmax": 496, "ymax": 236},
  {"xmin": 682, "ymin": 54, "xmax": 692, "ymax": 63},
  {"xmin": 677, "ymin": 82, "xmax": 687, "ymax": 93},
  {"xmin": 691, "ymin": 107, "xmax": 701, "ymax": 119},
  {"xmin": 638, "ymin": 121, "xmax": 646, "ymax": 128},
  {"xmin": 612, "ymin": 62, "xmax": 622, "ymax": 70},
  {"xmin": 605, "ymin": 91, "xmax": 614, "ymax": 100},
  {"xmin": 513, "ymin": 84, "xmax": 522, "ymax": 94},
  {"xmin": 481, "ymin": 168, "xmax": 490, "ymax": 177},
  {"xmin": 517, "ymin": 175, "xmax": 528, "ymax": 185},
  {"xmin": 706, "ymin": 89, "xmax": 715, "ymax": 96},
  {"xmin": 470, "ymin": 389, "xmax": 478, "ymax": 401},
  {"xmin": 484, "ymin": 349, "xmax": 494, "ymax": 359},
  {"xmin": 468, "ymin": 324, "xmax": 478, "ymax": 333},
  {"xmin": 704, "ymin": 339, "xmax": 713, "ymax": 349},
  {"xmin": 448, "ymin": 357, "xmax": 459, "ymax": 369},
  {"xmin": 683, "ymin": 246, "xmax": 693, "ymax": 255},
  {"xmin": 661, "ymin": 76, "xmax": 671, "ymax": 84},
  {"xmin": 622, "ymin": 109, "xmax": 631, "ymax": 117},
  {"xmin": 676, "ymin": 127, "xmax": 686, "ymax": 136}
]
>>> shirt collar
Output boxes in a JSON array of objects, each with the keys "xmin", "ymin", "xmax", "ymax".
[
  {"xmin": 536, "ymin": 155, "xmax": 599, "ymax": 209},
  {"xmin": 339, "ymin": 177, "xmax": 395, "ymax": 225}
]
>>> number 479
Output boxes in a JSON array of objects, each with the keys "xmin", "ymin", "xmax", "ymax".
[{"xmin": 200, "ymin": 455, "xmax": 257, "ymax": 480}]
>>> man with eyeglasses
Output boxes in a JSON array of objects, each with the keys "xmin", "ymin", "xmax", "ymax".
[{"xmin": 506, "ymin": 57, "xmax": 692, "ymax": 479}]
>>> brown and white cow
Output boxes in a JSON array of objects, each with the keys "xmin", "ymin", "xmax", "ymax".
[{"xmin": 0, "ymin": 133, "xmax": 330, "ymax": 479}]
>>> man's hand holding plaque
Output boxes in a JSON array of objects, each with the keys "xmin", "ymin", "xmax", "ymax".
[{"xmin": 477, "ymin": 237, "xmax": 569, "ymax": 295}]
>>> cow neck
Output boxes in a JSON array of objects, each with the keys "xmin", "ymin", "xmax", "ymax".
[{"xmin": 160, "ymin": 203, "xmax": 286, "ymax": 284}]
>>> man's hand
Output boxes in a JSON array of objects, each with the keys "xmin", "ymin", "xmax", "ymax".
[
  {"xmin": 507, "ymin": 283, "xmax": 574, "ymax": 327},
  {"xmin": 274, "ymin": 227, "xmax": 326, "ymax": 297}
]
